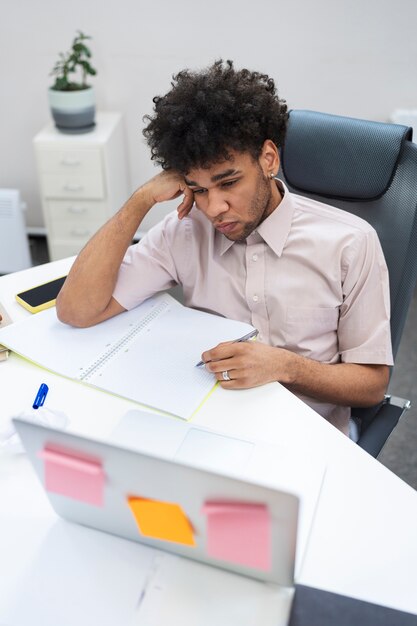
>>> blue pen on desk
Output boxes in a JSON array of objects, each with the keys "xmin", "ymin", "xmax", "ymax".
[
  {"xmin": 195, "ymin": 329, "xmax": 259, "ymax": 367},
  {"xmin": 32, "ymin": 383, "xmax": 49, "ymax": 409}
]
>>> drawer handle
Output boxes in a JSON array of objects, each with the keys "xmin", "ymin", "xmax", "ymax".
[
  {"xmin": 67, "ymin": 206, "xmax": 88, "ymax": 214},
  {"xmin": 63, "ymin": 184, "xmax": 84, "ymax": 192},
  {"xmin": 70, "ymin": 229, "xmax": 91, "ymax": 237},
  {"xmin": 61, "ymin": 158, "xmax": 81, "ymax": 166}
]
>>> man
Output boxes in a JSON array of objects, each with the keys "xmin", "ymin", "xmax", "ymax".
[{"xmin": 57, "ymin": 60, "xmax": 393, "ymax": 435}]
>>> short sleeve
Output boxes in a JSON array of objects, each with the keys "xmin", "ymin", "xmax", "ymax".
[
  {"xmin": 112, "ymin": 211, "xmax": 189, "ymax": 310},
  {"xmin": 338, "ymin": 227, "xmax": 394, "ymax": 365}
]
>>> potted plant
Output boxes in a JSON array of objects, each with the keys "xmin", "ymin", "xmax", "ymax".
[{"xmin": 48, "ymin": 31, "xmax": 97, "ymax": 133}]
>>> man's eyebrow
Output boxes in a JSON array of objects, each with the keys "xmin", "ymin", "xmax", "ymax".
[
  {"xmin": 211, "ymin": 168, "xmax": 241, "ymax": 182},
  {"xmin": 185, "ymin": 168, "xmax": 242, "ymax": 187}
]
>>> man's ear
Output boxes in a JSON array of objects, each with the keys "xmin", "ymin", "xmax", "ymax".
[{"xmin": 259, "ymin": 140, "xmax": 280, "ymax": 177}]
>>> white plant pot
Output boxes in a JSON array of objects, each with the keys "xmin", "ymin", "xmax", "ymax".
[{"xmin": 48, "ymin": 86, "xmax": 95, "ymax": 133}]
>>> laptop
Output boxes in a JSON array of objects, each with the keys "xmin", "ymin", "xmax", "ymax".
[{"xmin": 13, "ymin": 411, "xmax": 325, "ymax": 586}]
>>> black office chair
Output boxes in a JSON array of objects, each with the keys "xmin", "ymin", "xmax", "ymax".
[{"xmin": 280, "ymin": 109, "xmax": 417, "ymax": 457}]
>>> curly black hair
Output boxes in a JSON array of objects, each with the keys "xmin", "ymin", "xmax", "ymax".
[{"xmin": 143, "ymin": 59, "xmax": 288, "ymax": 173}]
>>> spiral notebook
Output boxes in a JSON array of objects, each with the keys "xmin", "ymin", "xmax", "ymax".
[{"xmin": 0, "ymin": 293, "xmax": 254, "ymax": 419}]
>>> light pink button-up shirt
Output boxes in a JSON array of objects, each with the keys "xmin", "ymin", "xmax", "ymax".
[{"xmin": 113, "ymin": 181, "xmax": 393, "ymax": 434}]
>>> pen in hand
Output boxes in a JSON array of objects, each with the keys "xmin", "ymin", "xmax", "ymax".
[{"xmin": 195, "ymin": 329, "xmax": 259, "ymax": 367}]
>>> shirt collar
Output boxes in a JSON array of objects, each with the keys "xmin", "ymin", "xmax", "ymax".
[{"xmin": 216, "ymin": 179, "xmax": 295, "ymax": 257}]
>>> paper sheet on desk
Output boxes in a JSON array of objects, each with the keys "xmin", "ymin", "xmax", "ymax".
[
  {"xmin": 0, "ymin": 293, "xmax": 254, "ymax": 419},
  {"xmin": 131, "ymin": 554, "xmax": 294, "ymax": 626},
  {"xmin": 2, "ymin": 520, "xmax": 157, "ymax": 626}
]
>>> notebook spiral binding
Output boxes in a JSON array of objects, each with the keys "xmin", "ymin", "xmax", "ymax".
[{"xmin": 78, "ymin": 300, "xmax": 170, "ymax": 382}]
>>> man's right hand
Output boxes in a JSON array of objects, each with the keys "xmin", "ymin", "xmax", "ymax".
[{"xmin": 142, "ymin": 170, "xmax": 195, "ymax": 220}]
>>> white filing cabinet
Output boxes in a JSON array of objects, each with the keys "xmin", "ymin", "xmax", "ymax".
[{"xmin": 33, "ymin": 112, "xmax": 129, "ymax": 261}]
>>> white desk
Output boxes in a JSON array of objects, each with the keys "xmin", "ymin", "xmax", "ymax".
[{"xmin": 1, "ymin": 259, "xmax": 417, "ymax": 625}]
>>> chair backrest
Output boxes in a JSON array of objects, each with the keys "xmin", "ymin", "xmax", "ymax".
[{"xmin": 279, "ymin": 109, "xmax": 417, "ymax": 360}]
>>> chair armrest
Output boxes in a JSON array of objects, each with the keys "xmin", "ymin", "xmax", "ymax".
[{"xmin": 356, "ymin": 396, "xmax": 411, "ymax": 457}]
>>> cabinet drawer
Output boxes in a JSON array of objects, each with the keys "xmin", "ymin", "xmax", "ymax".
[
  {"xmin": 49, "ymin": 218, "xmax": 103, "ymax": 240},
  {"xmin": 46, "ymin": 200, "xmax": 108, "ymax": 222},
  {"xmin": 41, "ymin": 173, "xmax": 105, "ymax": 199},
  {"xmin": 37, "ymin": 148, "xmax": 102, "ymax": 174},
  {"xmin": 48, "ymin": 240, "xmax": 90, "ymax": 261}
]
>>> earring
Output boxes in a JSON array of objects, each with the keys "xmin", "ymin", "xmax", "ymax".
[{"xmin": 269, "ymin": 172, "xmax": 275, "ymax": 179}]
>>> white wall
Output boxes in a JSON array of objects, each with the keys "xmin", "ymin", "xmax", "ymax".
[{"xmin": 1, "ymin": 0, "xmax": 417, "ymax": 230}]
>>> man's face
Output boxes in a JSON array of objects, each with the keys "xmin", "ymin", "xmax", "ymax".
[{"xmin": 184, "ymin": 150, "xmax": 281, "ymax": 242}]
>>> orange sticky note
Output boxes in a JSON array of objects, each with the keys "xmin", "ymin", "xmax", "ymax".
[
  {"xmin": 38, "ymin": 447, "xmax": 104, "ymax": 507},
  {"xmin": 127, "ymin": 496, "xmax": 195, "ymax": 546}
]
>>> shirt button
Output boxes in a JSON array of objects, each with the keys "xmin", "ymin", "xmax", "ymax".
[
  {"xmin": 253, "ymin": 295, "xmax": 259, "ymax": 302},
  {"xmin": 252, "ymin": 254, "xmax": 258, "ymax": 262}
]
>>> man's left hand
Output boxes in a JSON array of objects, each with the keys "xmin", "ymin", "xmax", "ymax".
[
  {"xmin": 201, "ymin": 339, "xmax": 390, "ymax": 409},
  {"xmin": 201, "ymin": 341, "xmax": 289, "ymax": 388}
]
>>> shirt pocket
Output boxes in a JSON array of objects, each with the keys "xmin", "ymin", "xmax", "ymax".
[{"xmin": 284, "ymin": 306, "xmax": 339, "ymax": 359}]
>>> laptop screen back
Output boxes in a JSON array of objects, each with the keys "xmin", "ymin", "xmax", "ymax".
[{"xmin": 13, "ymin": 417, "xmax": 299, "ymax": 585}]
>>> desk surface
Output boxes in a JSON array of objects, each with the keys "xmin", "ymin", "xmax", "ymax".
[{"xmin": 1, "ymin": 259, "xmax": 417, "ymax": 625}]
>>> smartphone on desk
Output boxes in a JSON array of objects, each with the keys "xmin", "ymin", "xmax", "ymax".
[{"xmin": 15, "ymin": 276, "xmax": 67, "ymax": 313}]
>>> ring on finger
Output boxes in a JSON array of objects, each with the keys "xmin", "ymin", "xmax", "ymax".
[{"xmin": 222, "ymin": 370, "xmax": 231, "ymax": 381}]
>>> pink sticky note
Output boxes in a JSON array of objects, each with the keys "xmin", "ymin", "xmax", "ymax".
[
  {"xmin": 38, "ymin": 447, "xmax": 104, "ymax": 506},
  {"xmin": 201, "ymin": 501, "xmax": 271, "ymax": 571}
]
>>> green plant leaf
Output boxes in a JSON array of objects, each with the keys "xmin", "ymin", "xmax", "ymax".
[{"xmin": 50, "ymin": 30, "xmax": 96, "ymax": 90}]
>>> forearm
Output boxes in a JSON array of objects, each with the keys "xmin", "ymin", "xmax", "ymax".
[
  {"xmin": 203, "ymin": 342, "xmax": 389, "ymax": 408},
  {"xmin": 56, "ymin": 186, "xmax": 153, "ymax": 327},
  {"xmin": 280, "ymin": 350, "xmax": 389, "ymax": 407}
]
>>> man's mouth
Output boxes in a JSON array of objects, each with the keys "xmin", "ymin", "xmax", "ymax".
[{"xmin": 215, "ymin": 221, "xmax": 238, "ymax": 234}]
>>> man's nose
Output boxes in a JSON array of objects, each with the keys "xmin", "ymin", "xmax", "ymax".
[{"xmin": 205, "ymin": 191, "xmax": 229, "ymax": 219}]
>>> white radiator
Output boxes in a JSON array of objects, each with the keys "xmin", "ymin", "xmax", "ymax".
[{"xmin": 0, "ymin": 189, "xmax": 32, "ymax": 274}]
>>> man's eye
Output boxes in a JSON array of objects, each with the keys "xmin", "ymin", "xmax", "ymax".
[
  {"xmin": 193, "ymin": 188, "xmax": 206, "ymax": 194},
  {"xmin": 221, "ymin": 180, "xmax": 237, "ymax": 188}
]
